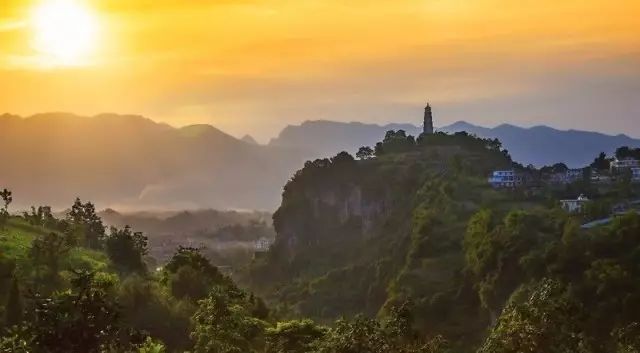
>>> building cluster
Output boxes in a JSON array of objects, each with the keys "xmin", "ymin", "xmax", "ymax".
[
  {"xmin": 488, "ymin": 157, "xmax": 640, "ymax": 214},
  {"xmin": 489, "ymin": 156, "xmax": 640, "ymax": 190}
]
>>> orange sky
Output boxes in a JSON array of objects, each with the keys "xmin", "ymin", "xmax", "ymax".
[{"xmin": 1, "ymin": 0, "xmax": 639, "ymax": 141}]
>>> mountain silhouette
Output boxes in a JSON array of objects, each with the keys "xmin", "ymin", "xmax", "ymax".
[
  {"xmin": 2, "ymin": 114, "xmax": 639, "ymax": 210},
  {"xmin": 272, "ymin": 120, "xmax": 640, "ymax": 167},
  {"xmin": 0, "ymin": 113, "xmax": 305, "ymax": 210}
]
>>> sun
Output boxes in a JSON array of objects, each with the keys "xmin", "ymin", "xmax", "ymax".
[{"xmin": 31, "ymin": 0, "xmax": 100, "ymax": 66}]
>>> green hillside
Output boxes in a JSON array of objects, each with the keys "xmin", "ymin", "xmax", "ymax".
[
  {"xmin": 247, "ymin": 131, "xmax": 640, "ymax": 352},
  {"xmin": 0, "ymin": 217, "xmax": 110, "ymax": 273}
]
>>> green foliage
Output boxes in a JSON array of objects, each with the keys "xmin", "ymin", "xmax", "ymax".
[
  {"xmin": 17, "ymin": 270, "xmax": 144, "ymax": 353},
  {"xmin": 67, "ymin": 198, "xmax": 105, "ymax": 249},
  {"xmin": 591, "ymin": 152, "xmax": 611, "ymax": 171},
  {"xmin": 30, "ymin": 231, "xmax": 74, "ymax": 289},
  {"xmin": 136, "ymin": 337, "xmax": 167, "ymax": 353},
  {"xmin": 376, "ymin": 130, "xmax": 416, "ymax": 155},
  {"xmin": 265, "ymin": 320, "xmax": 326, "ymax": 353},
  {"xmin": 0, "ymin": 189, "xmax": 11, "ymax": 230},
  {"xmin": 479, "ymin": 279, "xmax": 585, "ymax": 353},
  {"xmin": 117, "ymin": 276, "xmax": 192, "ymax": 351},
  {"xmin": 615, "ymin": 323, "xmax": 640, "ymax": 353},
  {"xmin": 165, "ymin": 246, "xmax": 231, "ymax": 302},
  {"xmin": 105, "ymin": 226, "xmax": 148, "ymax": 274},
  {"xmin": 615, "ymin": 147, "xmax": 640, "ymax": 160},
  {"xmin": 356, "ymin": 146, "xmax": 374, "ymax": 160},
  {"xmin": 4, "ymin": 275, "xmax": 23, "ymax": 328},
  {"xmin": 191, "ymin": 286, "xmax": 267, "ymax": 353},
  {"xmin": 314, "ymin": 305, "xmax": 451, "ymax": 353}
]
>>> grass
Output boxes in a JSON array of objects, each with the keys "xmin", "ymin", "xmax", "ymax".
[
  {"xmin": 1, "ymin": 216, "xmax": 111, "ymax": 274},
  {"xmin": 0, "ymin": 217, "xmax": 45, "ymax": 260}
]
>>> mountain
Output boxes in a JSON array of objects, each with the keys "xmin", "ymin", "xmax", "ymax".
[
  {"xmin": 248, "ymin": 131, "xmax": 640, "ymax": 351},
  {"xmin": 241, "ymin": 134, "xmax": 259, "ymax": 145},
  {"xmin": 270, "ymin": 119, "xmax": 640, "ymax": 167},
  {"xmin": 440, "ymin": 121, "xmax": 640, "ymax": 167},
  {"xmin": 0, "ymin": 113, "xmax": 306, "ymax": 210},
  {"xmin": 269, "ymin": 120, "xmax": 421, "ymax": 159}
]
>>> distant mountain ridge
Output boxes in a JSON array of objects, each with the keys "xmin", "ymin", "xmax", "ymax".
[
  {"xmin": 271, "ymin": 119, "xmax": 640, "ymax": 167},
  {"xmin": 439, "ymin": 121, "xmax": 640, "ymax": 167},
  {"xmin": 0, "ymin": 113, "xmax": 307, "ymax": 210},
  {"xmin": 2, "ymin": 113, "xmax": 639, "ymax": 210}
]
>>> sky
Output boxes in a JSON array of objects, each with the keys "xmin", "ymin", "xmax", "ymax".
[{"xmin": 1, "ymin": 0, "xmax": 639, "ymax": 142}]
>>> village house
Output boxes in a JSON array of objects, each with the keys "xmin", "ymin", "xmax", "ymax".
[
  {"xmin": 611, "ymin": 157, "xmax": 640, "ymax": 172},
  {"xmin": 255, "ymin": 237, "xmax": 274, "ymax": 252},
  {"xmin": 561, "ymin": 194, "xmax": 590, "ymax": 213},
  {"xmin": 488, "ymin": 170, "xmax": 523, "ymax": 188}
]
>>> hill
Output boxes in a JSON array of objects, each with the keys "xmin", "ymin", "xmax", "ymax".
[
  {"xmin": 0, "ymin": 113, "xmax": 306, "ymax": 211},
  {"xmin": 269, "ymin": 119, "xmax": 640, "ymax": 167},
  {"xmin": 0, "ymin": 216, "xmax": 110, "ymax": 282},
  {"xmin": 247, "ymin": 131, "xmax": 640, "ymax": 351}
]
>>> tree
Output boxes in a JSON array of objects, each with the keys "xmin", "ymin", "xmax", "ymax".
[
  {"xmin": 617, "ymin": 169, "xmax": 633, "ymax": 199},
  {"xmin": 21, "ymin": 270, "xmax": 145, "ymax": 353},
  {"xmin": 478, "ymin": 279, "xmax": 584, "ymax": 353},
  {"xmin": 0, "ymin": 188, "xmax": 12, "ymax": 212},
  {"xmin": 164, "ymin": 247, "xmax": 231, "ymax": 302},
  {"xmin": 191, "ymin": 286, "xmax": 266, "ymax": 353},
  {"xmin": 265, "ymin": 320, "xmax": 325, "ymax": 353},
  {"xmin": 615, "ymin": 323, "xmax": 640, "ymax": 353},
  {"xmin": 591, "ymin": 152, "xmax": 611, "ymax": 171},
  {"xmin": 23, "ymin": 206, "xmax": 55, "ymax": 228},
  {"xmin": 105, "ymin": 226, "xmax": 148, "ymax": 274},
  {"xmin": 66, "ymin": 198, "xmax": 105, "ymax": 249},
  {"xmin": 0, "ymin": 188, "xmax": 12, "ymax": 229},
  {"xmin": 4, "ymin": 276, "xmax": 23, "ymax": 328},
  {"xmin": 314, "ymin": 316, "xmax": 388, "ymax": 353},
  {"xmin": 30, "ymin": 232, "xmax": 73, "ymax": 289},
  {"xmin": 356, "ymin": 146, "xmax": 374, "ymax": 160}
]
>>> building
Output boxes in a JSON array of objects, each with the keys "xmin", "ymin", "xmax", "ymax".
[
  {"xmin": 611, "ymin": 157, "xmax": 640, "ymax": 171},
  {"xmin": 255, "ymin": 237, "xmax": 274, "ymax": 252},
  {"xmin": 560, "ymin": 194, "xmax": 590, "ymax": 213},
  {"xmin": 632, "ymin": 167, "xmax": 640, "ymax": 182},
  {"xmin": 423, "ymin": 103, "xmax": 434, "ymax": 135},
  {"xmin": 566, "ymin": 168, "xmax": 584, "ymax": 183},
  {"xmin": 488, "ymin": 170, "xmax": 523, "ymax": 188},
  {"xmin": 547, "ymin": 168, "xmax": 584, "ymax": 185}
]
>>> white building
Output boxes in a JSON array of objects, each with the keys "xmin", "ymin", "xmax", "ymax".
[
  {"xmin": 611, "ymin": 157, "xmax": 640, "ymax": 171},
  {"xmin": 255, "ymin": 237, "xmax": 274, "ymax": 252},
  {"xmin": 488, "ymin": 170, "xmax": 522, "ymax": 188},
  {"xmin": 632, "ymin": 167, "xmax": 640, "ymax": 182},
  {"xmin": 560, "ymin": 194, "xmax": 590, "ymax": 213}
]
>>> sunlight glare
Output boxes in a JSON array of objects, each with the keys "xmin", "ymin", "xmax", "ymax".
[{"xmin": 31, "ymin": 0, "xmax": 100, "ymax": 66}]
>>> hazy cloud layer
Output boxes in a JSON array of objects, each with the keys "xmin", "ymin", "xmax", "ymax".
[{"xmin": 1, "ymin": 0, "xmax": 639, "ymax": 141}]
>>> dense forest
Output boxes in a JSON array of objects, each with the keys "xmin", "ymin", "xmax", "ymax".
[{"xmin": 2, "ymin": 131, "xmax": 640, "ymax": 352}]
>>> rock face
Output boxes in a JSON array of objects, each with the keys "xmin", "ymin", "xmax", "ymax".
[
  {"xmin": 275, "ymin": 183, "xmax": 390, "ymax": 260},
  {"xmin": 306, "ymin": 186, "xmax": 388, "ymax": 233}
]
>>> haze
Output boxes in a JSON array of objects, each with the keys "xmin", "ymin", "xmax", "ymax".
[{"xmin": 1, "ymin": 0, "xmax": 639, "ymax": 141}]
